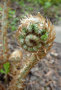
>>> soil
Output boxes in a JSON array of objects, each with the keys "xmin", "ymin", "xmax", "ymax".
[{"xmin": 24, "ymin": 42, "xmax": 61, "ymax": 90}]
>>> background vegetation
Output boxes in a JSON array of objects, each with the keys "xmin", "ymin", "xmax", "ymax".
[{"xmin": 0, "ymin": 0, "xmax": 61, "ymax": 32}]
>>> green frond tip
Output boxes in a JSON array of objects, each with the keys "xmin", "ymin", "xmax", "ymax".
[
  {"xmin": 28, "ymin": 24, "xmax": 38, "ymax": 32},
  {"xmin": 41, "ymin": 32, "xmax": 48, "ymax": 41},
  {"xmin": 0, "ymin": 62, "xmax": 10, "ymax": 74},
  {"xmin": 19, "ymin": 35, "xmax": 24, "ymax": 39},
  {"xmin": 28, "ymin": 47, "xmax": 34, "ymax": 51},
  {"xmin": 22, "ymin": 27, "xmax": 27, "ymax": 33},
  {"xmin": 41, "ymin": 29, "xmax": 46, "ymax": 35},
  {"xmin": 31, "ymin": 24, "xmax": 38, "ymax": 30},
  {"xmin": 32, "ymin": 24, "xmax": 38, "ymax": 31}
]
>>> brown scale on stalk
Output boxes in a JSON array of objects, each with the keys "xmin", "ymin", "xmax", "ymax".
[{"xmin": 8, "ymin": 13, "xmax": 55, "ymax": 90}]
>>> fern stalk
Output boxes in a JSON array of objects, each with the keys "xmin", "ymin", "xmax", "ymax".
[
  {"xmin": 9, "ymin": 54, "xmax": 38, "ymax": 90},
  {"xmin": 1, "ymin": 0, "xmax": 9, "ymax": 63}
]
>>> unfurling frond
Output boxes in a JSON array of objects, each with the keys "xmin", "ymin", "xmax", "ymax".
[
  {"xmin": 9, "ymin": 13, "xmax": 55, "ymax": 90},
  {"xmin": 16, "ymin": 12, "xmax": 55, "ymax": 58}
]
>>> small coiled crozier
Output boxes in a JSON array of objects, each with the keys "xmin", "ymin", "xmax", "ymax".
[{"xmin": 16, "ymin": 13, "xmax": 55, "ymax": 58}]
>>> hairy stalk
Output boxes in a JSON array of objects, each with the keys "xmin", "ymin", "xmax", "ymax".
[
  {"xmin": 9, "ymin": 54, "xmax": 38, "ymax": 90},
  {"xmin": 17, "ymin": 54, "xmax": 37, "ymax": 89},
  {"xmin": 1, "ymin": 0, "xmax": 9, "ymax": 63}
]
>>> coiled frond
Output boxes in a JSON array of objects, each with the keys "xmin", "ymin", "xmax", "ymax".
[{"xmin": 16, "ymin": 12, "xmax": 55, "ymax": 55}]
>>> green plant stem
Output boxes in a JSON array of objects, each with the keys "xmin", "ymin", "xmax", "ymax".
[
  {"xmin": 4, "ymin": 74, "xmax": 8, "ymax": 84},
  {"xmin": 1, "ymin": 0, "xmax": 9, "ymax": 62}
]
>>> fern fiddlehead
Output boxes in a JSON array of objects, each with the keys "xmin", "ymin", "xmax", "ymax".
[
  {"xmin": 19, "ymin": 23, "xmax": 49, "ymax": 52},
  {"xmin": 8, "ymin": 13, "xmax": 56, "ymax": 90},
  {"xmin": 16, "ymin": 13, "xmax": 55, "ymax": 54}
]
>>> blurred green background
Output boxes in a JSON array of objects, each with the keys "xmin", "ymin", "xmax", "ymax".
[{"xmin": 0, "ymin": 0, "xmax": 61, "ymax": 31}]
